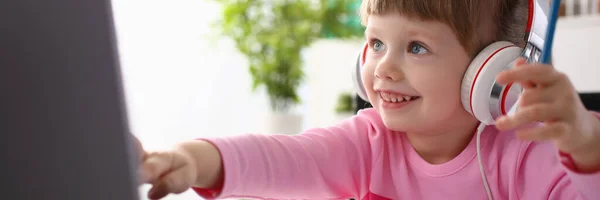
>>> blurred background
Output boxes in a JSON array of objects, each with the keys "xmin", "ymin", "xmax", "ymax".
[{"xmin": 109, "ymin": 0, "xmax": 600, "ymax": 199}]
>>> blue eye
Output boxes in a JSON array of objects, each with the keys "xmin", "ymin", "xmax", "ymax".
[
  {"xmin": 409, "ymin": 42, "xmax": 429, "ymax": 54},
  {"xmin": 372, "ymin": 40, "xmax": 385, "ymax": 52}
]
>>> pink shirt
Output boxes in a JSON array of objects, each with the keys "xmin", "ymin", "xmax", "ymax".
[{"xmin": 193, "ymin": 108, "xmax": 600, "ymax": 200}]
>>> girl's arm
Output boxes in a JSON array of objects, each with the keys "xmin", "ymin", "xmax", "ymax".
[
  {"xmin": 190, "ymin": 109, "xmax": 382, "ymax": 200},
  {"xmin": 514, "ymin": 112, "xmax": 600, "ymax": 200}
]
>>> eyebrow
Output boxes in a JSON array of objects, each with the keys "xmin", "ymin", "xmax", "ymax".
[
  {"xmin": 363, "ymin": 27, "xmax": 378, "ymax": 39},
  {"xmin": 365, "ymin": 25, "xmax": 439, "ymax": 43}
]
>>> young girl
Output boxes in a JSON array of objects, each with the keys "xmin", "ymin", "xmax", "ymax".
[{"xmin": 136, "ymin": 0, "xmax": 600, "ymax": 199}]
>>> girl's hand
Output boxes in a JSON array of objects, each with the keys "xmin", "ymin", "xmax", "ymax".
[
  {"xmin": 495, "ymin": 58, "xmax": 600, "ymax": 173},
  {"xmin": 134, "ymin": 136, "xmax": 198, "ymax": 199}
]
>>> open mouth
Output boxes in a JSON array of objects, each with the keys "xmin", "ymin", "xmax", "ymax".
[{"xmin": 379, "ymin": 92, "xmax": 421, "ymax": 103}]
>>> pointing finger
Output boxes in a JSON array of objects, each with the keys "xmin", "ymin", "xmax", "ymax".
[
  {"xmin": 148, "ymin": 180, "xmax": 170, "ymax": 200},
  {"xmin": 154, "ymin": 165, "xmax": 194, "ymax": 196},
  {"xmin": 132, "ymin": 135, "xmax": 146, "ymax": 161},
  {"xmin": 141, "ymin": 152, "xmax": 174, "ymax": 183}
]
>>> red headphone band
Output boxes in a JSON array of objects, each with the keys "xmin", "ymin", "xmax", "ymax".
[{"xmin": 526, "ymin": 0, "xmax": 535, "ymax": 33}]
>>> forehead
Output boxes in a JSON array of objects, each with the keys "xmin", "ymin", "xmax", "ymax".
[
  {"xmin": 365, "ymin": 12, "xmax": 453, "ymax": 41},
  {"xmin": 359, "ymin": 0, "xmax": 480, "ymax": 28}
]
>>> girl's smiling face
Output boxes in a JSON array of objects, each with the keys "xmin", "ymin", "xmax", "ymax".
[{"xmin": 361, "ymin": 12, "xmax": 479, "ymax": 134}]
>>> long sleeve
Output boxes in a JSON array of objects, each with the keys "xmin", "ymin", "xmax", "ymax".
[
  {"xmin": 192, "ymin": 109, "xmax": 384, "ymax": 200},
  {"xmin": 514, "ymin": 112, "xmax": 600, "ymax": 200}
]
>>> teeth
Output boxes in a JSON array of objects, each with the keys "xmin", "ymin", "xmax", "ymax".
[
  {"xmin": 379, "ymin": 92, "xmax": 390, "ymax": 101},
  {"xmin": 380, "ymin": 92, "xmax": 417, "ymax": 103}
]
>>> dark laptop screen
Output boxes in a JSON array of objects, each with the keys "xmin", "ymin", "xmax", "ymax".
[{"xmin": 0, "ymin": 0, "xmax": 140, "ymax": 200}]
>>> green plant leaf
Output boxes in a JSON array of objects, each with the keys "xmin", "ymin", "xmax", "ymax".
[
  {"xmin": 335, "ymin": 92, "xmax": 355, "ymax": 113},
  {"xmin": 210, "ymin": 0, "xmax": 364, "ymax": 112}
]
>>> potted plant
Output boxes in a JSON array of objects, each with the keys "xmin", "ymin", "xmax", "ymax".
[
  {"xmin": 334, "ymin": 92, "xmax": 356, "ymax": 122},
  {"xmin": 211, "ymin": 0, "xmax": 364, "ymax": 134}
]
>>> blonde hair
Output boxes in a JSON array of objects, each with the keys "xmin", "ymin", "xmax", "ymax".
[{"xmin": 359, "ymin": 0, "xmax": 529, "ymax": 57}]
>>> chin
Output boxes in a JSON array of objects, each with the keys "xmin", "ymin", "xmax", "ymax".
[
  {"xmin": 375, "ymin": 105, "xmax": 425, "ymax": 132},
  {"xmin": 374, "ymin": 99, "xmax": 471, "ymax": 134},
  {"xmin": 379, "ymin": 112, "xmax": 427, "ymax": 132}
]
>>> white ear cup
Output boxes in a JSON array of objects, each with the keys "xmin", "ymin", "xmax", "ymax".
[
  {"xmin": 353, "ymin": 52, "xmax": 369, "ymax": 101},
  {"xmin": 353, "ymin": 44, "xmax": 369, "ymax": 102},
  {"xmin": 461, "ymin": 41, "xmax": 523, "ymax": 125}
]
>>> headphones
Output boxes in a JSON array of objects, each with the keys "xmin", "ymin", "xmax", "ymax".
[{"xmin": 352, "ymin": 0, "xmax": 551, "ymax": 125}]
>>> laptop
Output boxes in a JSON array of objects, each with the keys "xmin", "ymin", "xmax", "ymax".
[{"xmin": 0, "ymin": 0, "xmax": 140, "ymax": 199}]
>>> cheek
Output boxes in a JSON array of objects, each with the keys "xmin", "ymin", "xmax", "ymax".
[
  {"xmin": 412, "ymin": 69, "xmax": 463, "ymax": 106},
  {"xmin": 410, "ymin": 56, "xmax": 468, "ymax": 97},
  {"xmin": 360, "ymin": 65, "xmax": 376, "ymax": 100}
]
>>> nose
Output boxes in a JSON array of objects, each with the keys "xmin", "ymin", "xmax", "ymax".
[{"xmin": 374, "ymin": 55, "xmax": 405, "ymax": 81}]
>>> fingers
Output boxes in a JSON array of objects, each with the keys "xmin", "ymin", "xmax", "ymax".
[
  {"xmin": 147, "ymin": 165, "xmax": 195, "ymax": 199},
  {"xmin": 132, "ymin": 135, "xmax": 148, "ymax": 185},
  {"xmin": 147, "ymin": 180, "xmax": 170, "ymax": 200},
  {"xmin": 496, "ymin": 103, "xmax": 560, "ymax": 131},
  {"xmin": 514, "ymin": 58, "xmax": 536, "ymax": 88},
  {"xmin": 496, "ymin": 62, "xmax": 564, "ymax": 87},
  {"xmin": 514, "ymin": 122, "xmax": 570, "ymax": 141},
  {"xmin": 132, "ymin": 135, "xmax": 146, "ymax": 161},
  {"xmin": 517, "ymin": 87, "xmax": 554, "ymax": 107},
  {"xmin": 140, "ymin": 152, "xmax": 175, "ymax": 183},
  {"xmin": 140, "ymin": 150, "xmax": 196, "ymax": 200}
]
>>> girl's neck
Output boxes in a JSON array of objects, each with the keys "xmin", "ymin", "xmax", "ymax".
[{"xmin": 406, "ymin": 116, "xmax": 480, "ymax": 165}]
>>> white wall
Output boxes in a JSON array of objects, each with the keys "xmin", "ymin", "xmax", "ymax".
[
  {"xmin": 304, "ymin": 39, "xmax": 364, "ymax": 127},
  {"xmin": 553, "ymin": 15, "xmax": 600, "ymax": 93}
]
